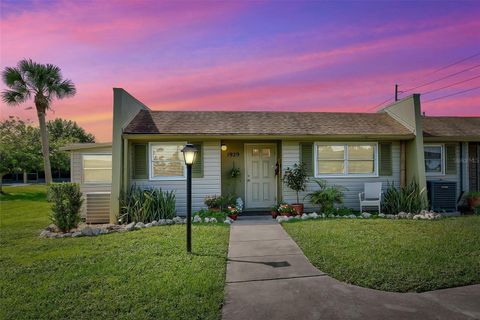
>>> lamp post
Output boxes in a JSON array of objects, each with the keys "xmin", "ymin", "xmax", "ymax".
[{"xmin": 181, "ymin": 144, "xmax": 198, "ymax": 253}]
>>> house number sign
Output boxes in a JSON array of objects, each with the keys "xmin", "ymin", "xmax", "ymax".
[{"xmin": 227, "ymin": 152, "xmax": 240, "ymax": 158}]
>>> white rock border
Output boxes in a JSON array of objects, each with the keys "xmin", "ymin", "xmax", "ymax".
[
  {"xmin": 40, "ymin": 215, "xmax": 233, "ymax": 239},
  {"xmin": 276, "ymin": 210, "xmax": 443, "ymax": 223}
]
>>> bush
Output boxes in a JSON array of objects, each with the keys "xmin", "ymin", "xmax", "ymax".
[
  {"xmin": 48, "ymin": 183, "xmax": 83, "ymax": 232},
  {"xmin": 120, "ymin": 185, "xmax": 176, "ymax": 223},
  {"xmin": 204, "ymin": 194, "xmax": 236, "ymax": 210},
  {"xmin": 382, "ymin": 181, "xmax": 428, "ymax": 214},
  {"xmin": 194, "ymin": 208, "xmax": 226, "ymax": 221},
  {"xmin": 305, "ymin": 179, "xmax": 345, "ymax": 212}
]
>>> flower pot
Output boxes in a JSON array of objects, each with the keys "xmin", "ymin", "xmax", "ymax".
[
  {"xmin": 228, "ymin": 214, "xmax": 238, "ymax": 220},
  {"xmin": 210, "ymin": 207, "xmax": 221, "ymax": 212},
  {"xmin": 468, "ymin": 197, "xmax": 480, "ymax": 210},
  {"xmin": 271, "ymin": 211, "xmax": 278, "ymax": 219},
  {"xmin": 291, "ymin": 203, "xmax": 304, "ymax": 216}
]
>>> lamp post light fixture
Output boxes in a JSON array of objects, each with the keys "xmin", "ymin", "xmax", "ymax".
[{"xmin": 181, "ymin": 144, "xmax": 198, "ymax": 253}]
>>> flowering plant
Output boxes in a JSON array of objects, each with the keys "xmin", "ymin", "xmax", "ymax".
[
  {"xmin": 204, "ymin": 195, "xmax": 222, "ymax": 209},
  {"xmin": 227, "ymin": 206, "xmax": 240, "ymax": 215},
  {"xmin": 277, "ymin": 204, "xmax": 295, "ymax": 215}
]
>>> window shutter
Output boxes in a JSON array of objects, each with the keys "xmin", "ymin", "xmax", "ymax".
[
  {"xmin": 378, "ymin": 142, "xmax": 392, "ymax": 176},
  {"xmin": 445, "ymin": 144, "xmax": 457, "ymax": 174},
  {"xmin": 300, "ymin": 142, "xmax": 314, "ymax": 176},
  {"xmin": 192, "ymin": 143, "xmax": 203, "ymax": 178},
  {"xmin": 133, "ymin": 144, "xmax": 147, "ymax": 179}
]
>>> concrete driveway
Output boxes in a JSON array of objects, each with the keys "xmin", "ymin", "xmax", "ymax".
[{"xmin": 222, "ymin": 216, "xmax": 480, "ymax": 320}]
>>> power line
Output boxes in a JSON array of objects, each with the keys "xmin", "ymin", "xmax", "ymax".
[
  {"xmin": 402, "ymin": 63, "xmax": 480, "ymax": 93},
  {"xmin": 366, "ymin": 96, "xmax": 394, "ymax": 112},
  {"xmin": 422, "ymin": 74, "xmax": 480, "ymax": 95},
  {"xmin": 399, "ymin": 51, "xmax": 480, "ymax": 86},
  {"xmin": 423, "ymin": 86, "xmax": 480, "ymax": 103}
]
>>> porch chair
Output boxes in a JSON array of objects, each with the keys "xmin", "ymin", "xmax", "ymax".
[{"xmin": 359, "ymin": 182, "xmax": 383, "ymax": 214}]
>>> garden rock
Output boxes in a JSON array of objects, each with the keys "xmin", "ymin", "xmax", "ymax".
[
  {"xmin": 81, "ymin": 227, "xmax": 94, "ymax": 236},
  {"xmin": 166, "ymin": 219, "xmax": 174, "ymax": 225},
  {"xmin": 378, "ymin": 213, "xmax": 385, "ymax": 218},
  {"xmin": 224, "ymin": 219, "xmax": 232, "ymax": 225},
  {"xmin": 204, "ymin": 217, "xmax": 210, "ymax": 223},
  {"xmin": 126, "ymin": 222, "xmax": 136, "ymax": 231},
  {"xmin": 173, "ymin": 216, "xmax": 183, "ymax": 224},
  {"xmin": 135, "ymin": 222, "xmax": 145, "ymax": 229},
  {"xmin": 209, "ymin": 217, "xmax": 218, "ymax": 223},
  {"xmin": 361, "ymin": 212, "xmax": 372, "ymax": 219},
  {"xmin": 193, "ymin": 216, "xmax": 202, "ymax": 223},
  {"xmin": 301, "ymin": 214, "xmax": 309, "ymax": 220},
  {"xmin": 72, "ymin": 232, "xmax": 82, "ymax": 237},
  {"xmin": 92, "ymin": 228, "xmax": 101, "ymax": 236},
  {"xmin": 348, "ymin": 214, "xmax": 357, "ymax": 219},
  {"xmin": 145, "ymin": 223, "xmax": 152, "ymax": 228},
  {"xmin": 309, "ymin": 212, "xmax": 319, "ymax": 219},
  {"xmin": 158, "ymin": 219, "xmax": 167, "ymax": 225}
]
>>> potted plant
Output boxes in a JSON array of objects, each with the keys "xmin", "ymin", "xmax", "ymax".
[
  {"xmin": 304, "ymin": 179, "xmax": 345, "ymax": 213},
  {"xmin": 204, "ymin": 195, "xmax": 222, "ymax": 211},
  {"xmin": 466, "ymin": 191, "xmax": 480, "ymax": 211},
  {"xmin": 283, "ymin": 163, "xmax": 308, "ymax": 215},
  {"xmin": 226, "ymin": 205, "xmax": 240, "ymax": 220},
  {"xmin": 278, "ymin": 203, "xmax": 295, "ymax": 217},
  {"xmin": 270, "ymin": 204, "xmax": 279, "ymax": 219}
]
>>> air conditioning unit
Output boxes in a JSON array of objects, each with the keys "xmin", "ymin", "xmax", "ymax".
[
  {"xmin": 427, "ymin": 181, "xmax": 457, "ymax": 212},
  {"xmin": 86, "ymin": 192, "xmax": 111, "ymax": 224}
]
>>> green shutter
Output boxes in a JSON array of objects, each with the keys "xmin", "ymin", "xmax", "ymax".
[
  {"xmin": 192, "ymin": 143, "xmax": 203, "ymax": 178},
  {"xmin": 445, "ymin": 144, "xmax": 457, "ymax": 174},
  {"xmin": 379, "ymin": 142, "xmax": 392, "ymax": 176},
  {"xmin": 133, "ymin": 144, "xmax": 147, "ymax": 179},
  {"xmin": 300, "ymin": 142, "xmax": 314, "ymax": 176}
]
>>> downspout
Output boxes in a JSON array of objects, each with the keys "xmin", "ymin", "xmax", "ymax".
[{"xmin": 457, "ymin": 142, "xmax": 464, "ymax": 204}]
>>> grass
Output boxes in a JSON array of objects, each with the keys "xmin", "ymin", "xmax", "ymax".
[
  {"xmin": 283, "ymin": 217, "xmax": 480, "ymax": 293},
  {"xmin": 0, "ymin": 185, "xmax": 229, "ymax": 320}
]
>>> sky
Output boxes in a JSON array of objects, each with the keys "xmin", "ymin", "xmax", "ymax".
[{"xmin": 1, "ymin": 0, "xmax": 479, "ymax": 142}]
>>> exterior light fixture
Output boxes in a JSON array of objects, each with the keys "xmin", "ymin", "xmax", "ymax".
[
  {"xmin": 181, "ymin": 143, "xmax": 198, "ymax": 253},
  {"xmin": 221, "ymin": 144, "xmax": 227, "ymax": 151}
]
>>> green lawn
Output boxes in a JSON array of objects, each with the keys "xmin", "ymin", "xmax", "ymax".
[
  {"xmin": 283, "ymin": 217, "xmax": 480, "ymax": 293},
  {"xmin": 0, "ymin": 185, "xmax": 229, "ymax": 320}
]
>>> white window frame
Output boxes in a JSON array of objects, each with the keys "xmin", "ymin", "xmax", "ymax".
[
  {"xmin": 148, "ymin": 142, "xmax": 187, "ymax": 181},
  {"xmin": 314, "ymin": 142, "xmax": 378, "ymax": 178},
  {"xmin": 424, "ymin": 143, "xmax": 445, "ymax": 176},
  {"xmin": 82, "ymin": 153, "xmax": 112, "ymax": 184}
]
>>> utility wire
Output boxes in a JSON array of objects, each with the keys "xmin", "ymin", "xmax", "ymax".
[
  {"xmin": 422, "ymin": 74, "xmax": 480, "ymax": 95},
  {"xmin": 423, "ymin": 86, "xmax": 480, "ymax": 103},
  {"xmin": 399, "ymin": 51, "xmax": 480, "ymax": 86},
  {"xmin": 402, "ymin": 63, "xmax": 480, "ymax": 93},
  {"xmin": 366, "ymin": 96, "xmax": 394, "ymax": 112}
]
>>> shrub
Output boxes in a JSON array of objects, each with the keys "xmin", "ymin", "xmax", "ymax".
[
  {"xmin": 305, "ymin": 179, "xmax": 345, "ymax": 212},
  {"xmin": 475, "ymin": 205, "xmax": 480, "ymax": 215},
  {"xmin": 382, "ymin": 181, "xmax": 428, "ymax": 215},
  {"xmin": 120, "ymin": 185, "xmax": 176, "ymax": 223},
  {"xmin": 194, "ymin": 208, "xmax": 226, "ymax": 221},
  {"xmin": 204, "ymin": 194, "xmax": 236, "ymax": 210},
  {"xmin": 466, "ymin": 191, "xmax": 480, "ymax": 199},
  {"xmin": 48, "ymin": 183, "xmax": 83, "ymax": 232},
  {"xmin": 283, "ymin": 163, "xmax": 308, "ymax": 204}
]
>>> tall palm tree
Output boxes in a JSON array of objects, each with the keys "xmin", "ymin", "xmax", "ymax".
[{"xmin": 1, "ymin": 59, "xmax": 76, "ymax": 184}]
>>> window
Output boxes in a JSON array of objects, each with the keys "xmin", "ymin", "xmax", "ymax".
[
  {"xmin": 315, "ymin": 143, "xmax": 377, "ymax": 177},
  {"xmin": 424, "ymin": 145, "xmax": 443, "ymax": 175},
  {"xmin": 83, "ymin": 154, "xmax": 112, "ymax": 183},
  {"xmin": 150, "ymin": 142, "xmax": 186, "ymax": 179}
]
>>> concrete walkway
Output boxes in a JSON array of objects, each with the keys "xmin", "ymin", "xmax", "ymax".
[{"xmin": 222, "ymin": 216, "xmax": 480, "ymax": 320}]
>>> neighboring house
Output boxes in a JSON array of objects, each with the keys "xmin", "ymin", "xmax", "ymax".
[{"xmin": 64, "ymin": 88, "xmax": 480, "ymax": 223}]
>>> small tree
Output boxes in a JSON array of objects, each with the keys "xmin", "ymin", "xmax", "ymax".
[
  {"xmin": 305, "ymin": 179, "xmax": 345, "ymax": 212},
  {"xmin": 283, "ymin": 163, "xmax": 308, "ymax": 204},
  {"xmin": 48, "ymin": 183, "xmax": 83, "ymax": 232}
]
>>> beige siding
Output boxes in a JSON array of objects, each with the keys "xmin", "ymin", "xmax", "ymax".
[
  {"xmin": 70, "ymin": 147, "xmax": 112, "ymax": 219},
  {"xmin": 281, "ymin": 141, "xmax": 401, "ymax": 211},
  {"xmin": 130, "ymin": 140, "xmax": 221, "ymax": 215}
]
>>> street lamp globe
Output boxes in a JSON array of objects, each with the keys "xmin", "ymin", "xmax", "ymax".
[{"xmin": 181, "ymin": 144, "xmax": 198, "ymax": 165}]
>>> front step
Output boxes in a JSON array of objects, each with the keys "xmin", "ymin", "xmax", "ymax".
[{"xmin": 241, "ymin": 210, "xmax": 271, "ymax": 216}]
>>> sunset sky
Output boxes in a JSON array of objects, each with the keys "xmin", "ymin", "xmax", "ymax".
[{"xmin": 1, "ymin": 0, "xmax": 479, "ymax": 142}]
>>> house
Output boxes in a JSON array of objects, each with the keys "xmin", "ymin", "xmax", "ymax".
[{"xmin": 64, "ymin": 88, "xmax": 480, "ymax": 223}]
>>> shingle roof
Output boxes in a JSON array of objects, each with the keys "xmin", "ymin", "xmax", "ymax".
[
  {"xmin": 123, "ymin": 110, "xmax": 414, "ymax": 137},
  {"xmin": 422, "ymin": 117, "xmax": 480, "ymax": 139}
]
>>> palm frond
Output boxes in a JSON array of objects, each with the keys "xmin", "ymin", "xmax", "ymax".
[
  {"xmin": 50, "ymin": 79, "xmax": 76, "ymax": 99},
  {"xmin": 1, "ymin": 89, "xmax": 29, "ymax": 105}
]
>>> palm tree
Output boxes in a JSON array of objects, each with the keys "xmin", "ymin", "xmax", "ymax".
[{"xmin": 1, "ymin": 59, "xmax": 76, "ymax": 184}]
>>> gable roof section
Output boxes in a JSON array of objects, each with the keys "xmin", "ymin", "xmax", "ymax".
[
  {"xmin": 123, "ymin": 110, "xmax": 413, "ymax": 137},
  {"xmin": 422, "ymin": 116, "xmax": 480, "ymax": 140}
]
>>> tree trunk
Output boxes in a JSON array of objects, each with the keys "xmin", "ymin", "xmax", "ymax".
[
  {"xmin": 37, "ymin": 109, "xmax": 53, "ymax": 184},
  {"xmin": 23, "ymin": 170, "xmax": 28, "ymax": 184}
]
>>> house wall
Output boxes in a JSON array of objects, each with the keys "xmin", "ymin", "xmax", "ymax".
[
  {"xmin": 281, "ymin": 141, "xmax": 401, "ymax": 211},
  {"xmin": 70, "ymin": 147, "xmax": 112, "ymax": 218},
  {"xmin": 130, "ymin": 140, "xmax": 221, "ymax": 215},
  {"xmin": 424, "ymin": 142, "xmax": 465, "ymax": 201}
]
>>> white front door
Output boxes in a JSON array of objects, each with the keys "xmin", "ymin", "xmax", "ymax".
[{"xmin": 245, "ymin": 144, "xmax": 277, "ymax": 209}]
